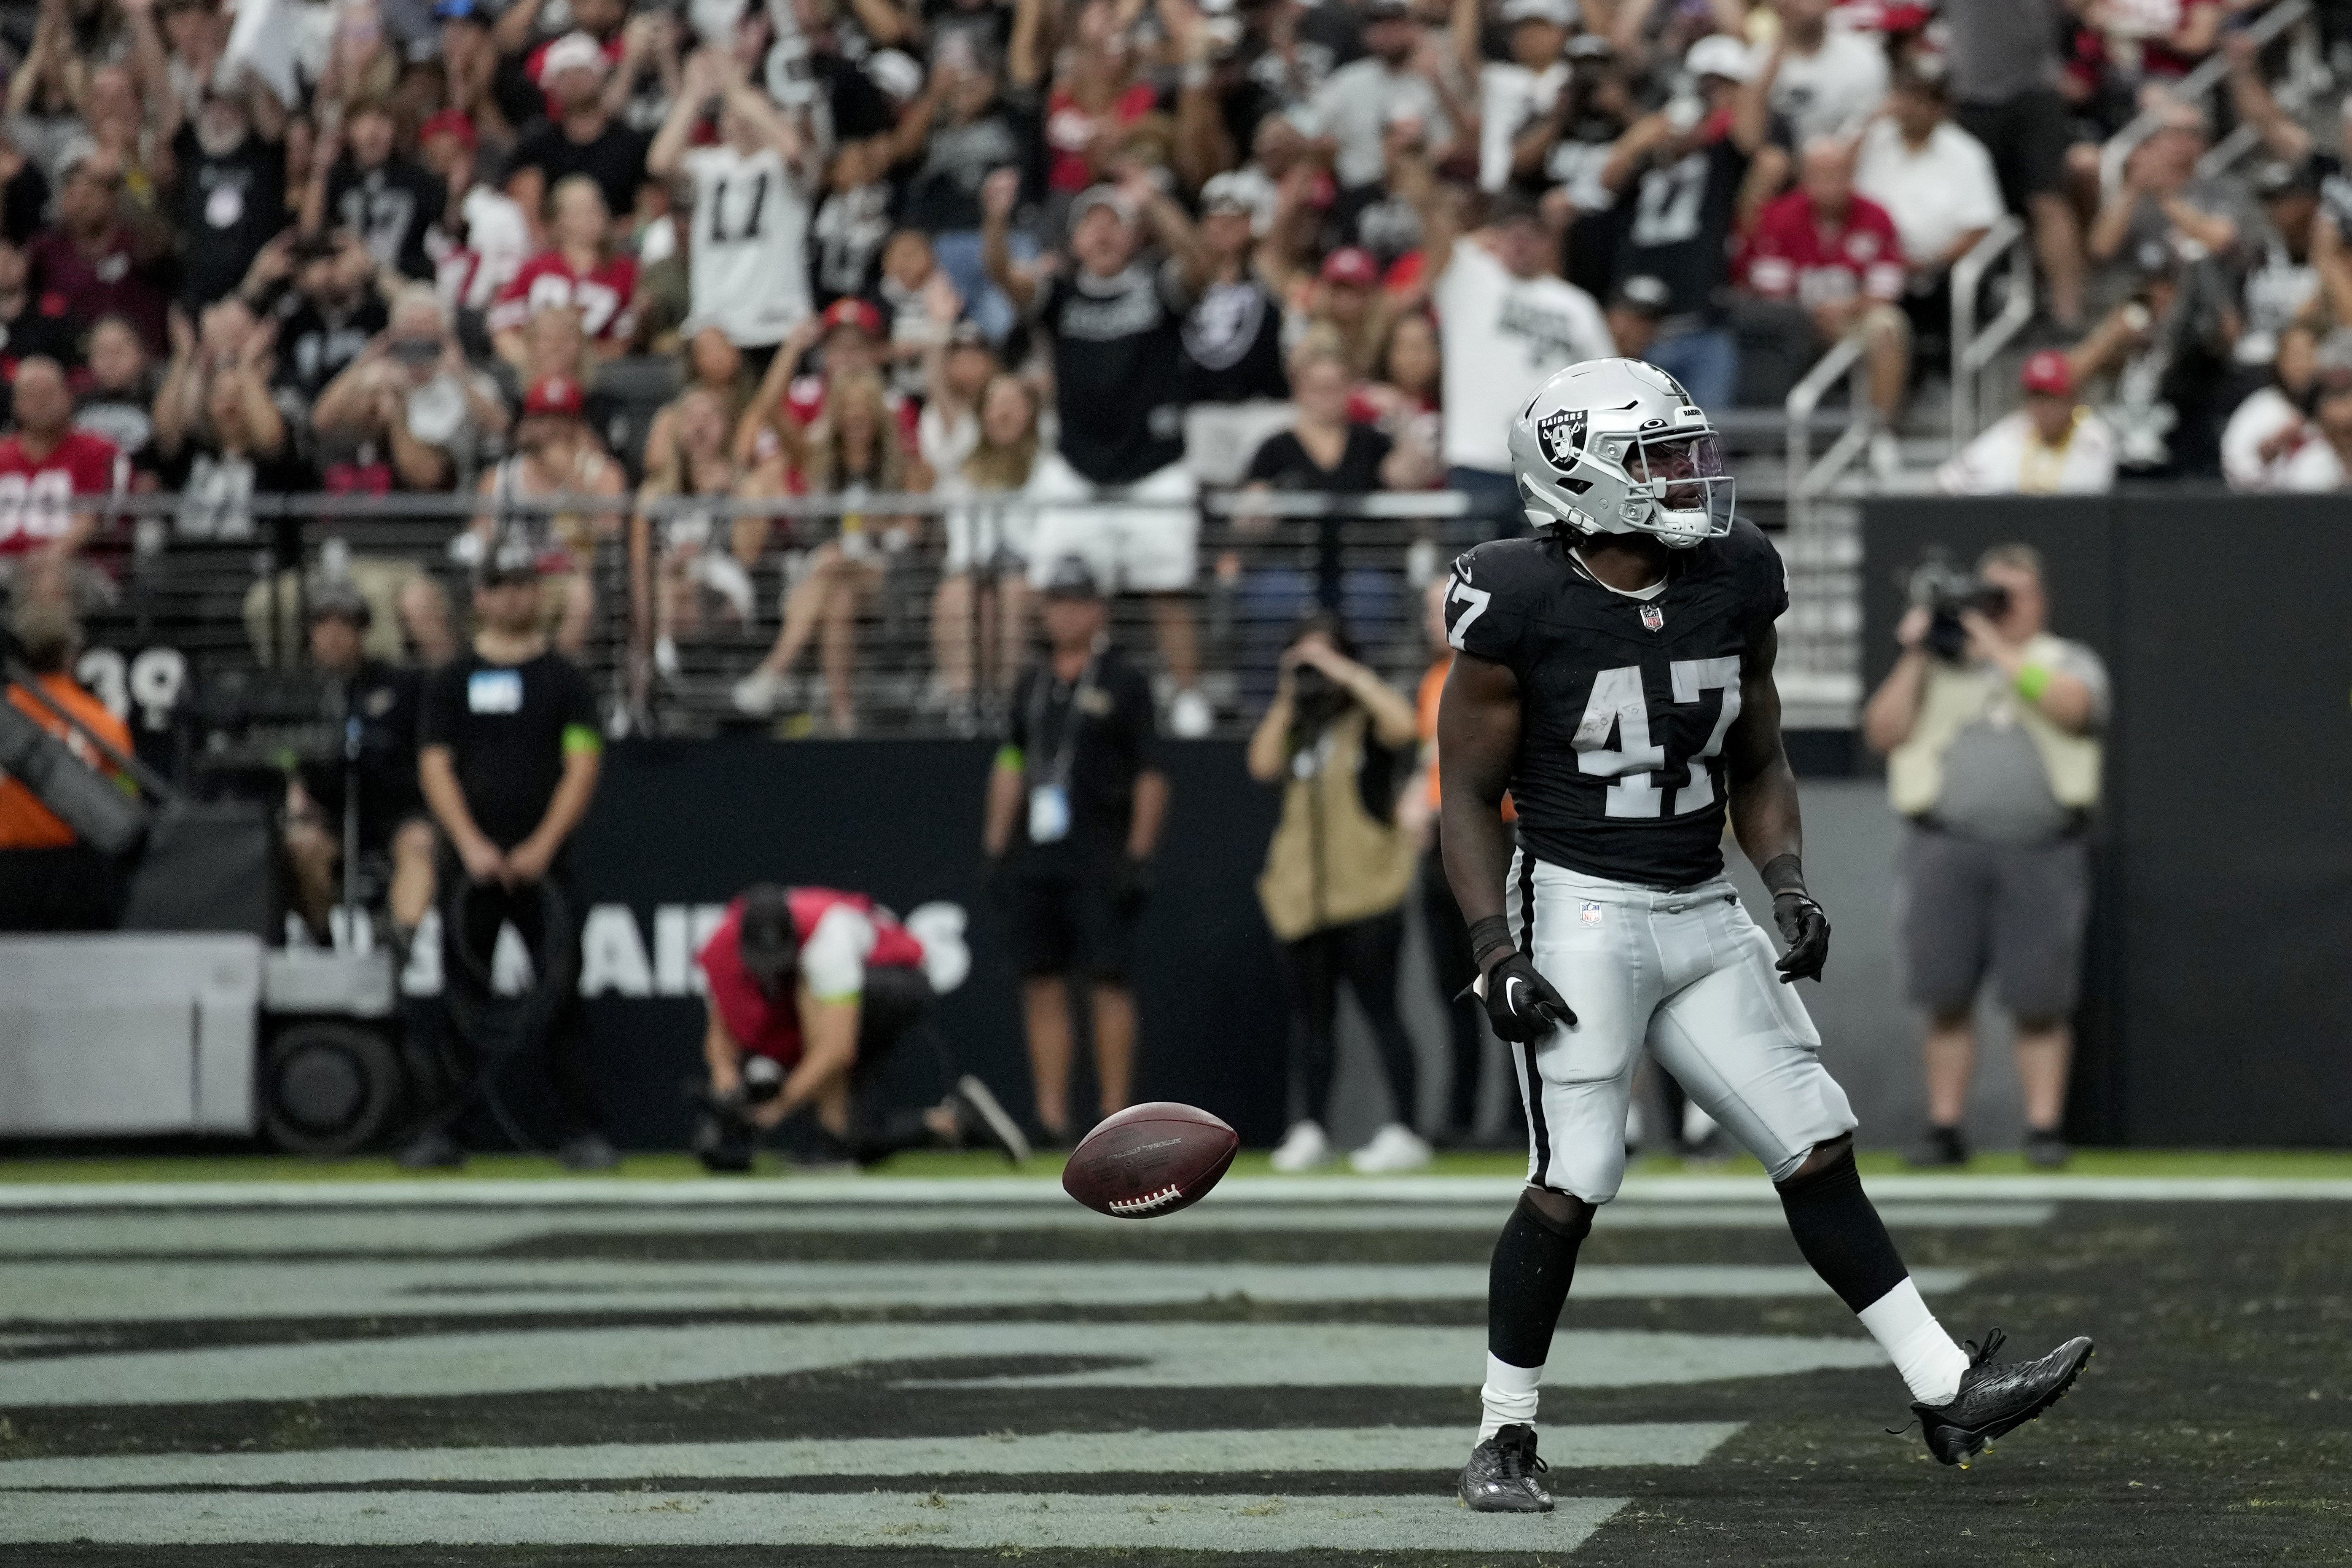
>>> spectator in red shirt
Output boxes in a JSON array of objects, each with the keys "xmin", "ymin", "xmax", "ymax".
[
  {"xmin": 1741, "ymin": 136, "xmax": 1913, "ymax": 469},
  {"xmin": 23, "ymin": 147, "xmax": 172, "ymax": 353},
  {"xmin": 691, "ymin": 883, "xmax": 1027, "ymax": 1170},
  {"xmin": 488, "ymin": 175, "xmax": 640, "ymax": 373},
  {"xmin": 0, "ymin": 357, "xmax": 125, "ymax": 573}
]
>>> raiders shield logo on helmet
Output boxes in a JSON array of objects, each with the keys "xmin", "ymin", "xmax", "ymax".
[{"xmin": 1536, "ymin": 408, "xmax": 1588, "ymax": 471}]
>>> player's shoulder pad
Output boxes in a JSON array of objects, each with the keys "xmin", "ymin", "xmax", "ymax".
[
  {"xmin": 1717, "ymin": 515, "xmax": 1790, "ymax": 613},
  {"xmin": 1444, "ymin": 535, "xmax": 1559, "ymax": 659}
]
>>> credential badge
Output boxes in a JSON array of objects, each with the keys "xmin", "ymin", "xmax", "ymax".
[
  {"xmin": 1535, "ymin": 407, "xmax": 1588, "ymax": 471},
  {"xmin": 1640, "ymin": 603, "xmax": 1665, "ymax": 632}
]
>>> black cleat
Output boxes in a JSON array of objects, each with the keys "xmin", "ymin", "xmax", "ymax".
[
  {"xmin": 1914, "ymin": 1329, "xmax": 2094, "ymax": 1468},
  {"xmin": 1458, "ymin": 1423, "xmax": 1552, "ymax": 1512},
  {"xmin": 1907, "ymin": 1124, "xmax": 1969, "ymax": 1169}
]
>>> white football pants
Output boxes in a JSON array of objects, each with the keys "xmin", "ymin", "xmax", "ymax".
[{"xmin": 1505, "ymin": 848, "xmax": 1857, "ymax": 1202}]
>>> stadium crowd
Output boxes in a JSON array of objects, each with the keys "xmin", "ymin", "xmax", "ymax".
[{"xmin": 0, "ymin": 0, "xmax": 2341, "ymax": 742}]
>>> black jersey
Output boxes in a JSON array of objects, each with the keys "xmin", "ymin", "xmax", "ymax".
[{"xmin": 1444, "ymin": 519, "xmax": 1788, "ymax": 889}]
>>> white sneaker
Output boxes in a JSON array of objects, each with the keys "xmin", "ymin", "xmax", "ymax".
[
  {"xmin": 1349, "ymin": 1122, "xmax": 1434, "ymax": 1174},
  {"xmin": 1868, "ymin": 428, "xmax": 1904, "ymax": 481},
  {"xmin": 1167, "ymin": 686, "xmax": 1214, "ymax": 738},
  {"xmin": 1269, "ymin": 1120, "xmax": 1333, "ymax": 1172},
  {"xmin": 732, "ymin": 667, "xmax": 786, "ymax": 715}
]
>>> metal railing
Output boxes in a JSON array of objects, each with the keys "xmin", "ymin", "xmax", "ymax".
[
  {"xmin": 1949, "ymin": 215, "xmax": 2036, "ymax": 450},
  {"xmin": 47, "ymin": 488, "xmax": 1481, "ymax": 755},
  {"xmin": 1783, "ymin": 329, "xmax": 1872, "ymax": 533},
  {"xmin": 2098, "ymin": 0, "xmax": 2314, "ymax": 198},
  {"xmin": 2199, "ymin": 10, "xmax": 2327, "ymax": 178}
]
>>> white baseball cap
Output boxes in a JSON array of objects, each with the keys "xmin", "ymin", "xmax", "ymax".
[
  {"xmin": 1684, "ymin": 33, "xmax": 1754, "ymax": 84},
  {"xmin": 537, "ymin": 32, "xmax": 610, "ymax": 84},
  {"xmin": 1502, "ymin": 0, "xmax": 1578, "ymax": 27}
]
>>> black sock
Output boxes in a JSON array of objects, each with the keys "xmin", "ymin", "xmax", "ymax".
[
  {"xmin": 1487, "ymin": 1191, "xmax": 1593, "ymax": 1367},
  {"xmin": 1775, "ymin": 1147, "xmax": 1909, "ymax": 1314}
]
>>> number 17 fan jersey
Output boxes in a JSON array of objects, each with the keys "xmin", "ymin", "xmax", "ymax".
[
  {"xmin": 1443, "ymin": 519, "xmax": 1788, "ymax": 889},
  {"xmin": 683, "ymin": 144, "xmax": 812, "ymax": 348}
]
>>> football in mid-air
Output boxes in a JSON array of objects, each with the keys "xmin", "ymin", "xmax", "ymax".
[{"xmin": 1062, "ymin": 1101, "xmax": 1240, "ymax": 1218}]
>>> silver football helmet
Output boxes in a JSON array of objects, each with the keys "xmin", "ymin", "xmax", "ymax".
[{"xmin": 1506, "ymin": 358, "xmax": 1734, "ymax": 548}]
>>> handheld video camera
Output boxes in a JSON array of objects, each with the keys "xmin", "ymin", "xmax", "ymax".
[{"xmin": 1906, "ymin": 552, "xmax": 2011, "ymax": 664}]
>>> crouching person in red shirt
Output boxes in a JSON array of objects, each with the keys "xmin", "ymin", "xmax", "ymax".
[{"xmin": 692, "ymin": 883, "xmax": 1030, "ymax": 1171}]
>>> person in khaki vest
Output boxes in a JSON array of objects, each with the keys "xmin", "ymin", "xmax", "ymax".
[
  {"xmin": 1249, "ymin": 613, "xmax": 1427, "ymax": 1175},
  {"xmin": 1863, "ymin": 543, "xmax": 2107, "ymax": 1170}
]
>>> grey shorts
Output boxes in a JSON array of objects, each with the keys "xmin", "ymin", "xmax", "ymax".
[
  {"xmin": 1899, "ymin": 825, "xmax": 2090, "ymax": 1024},
  {"xmin": 1508, "ymin": 851, "xmax": 1857, "ymax": 1201}
]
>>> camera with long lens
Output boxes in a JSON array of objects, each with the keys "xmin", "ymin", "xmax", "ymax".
[{"xmin": 1906, "ymin": 552, "xmax": 2011, "ymax": 664}]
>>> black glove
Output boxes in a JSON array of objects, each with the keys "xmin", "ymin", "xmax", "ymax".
[
  {"xmin": 1110, "ymin": 855, "xmax": 1153, "ymax": 915},
  {"xmin": 1476, "ymin": 950, "xmax": 1577, "ymax": 1041},
  {"xmin": 1772, "ymin": 890, "xmax": 1831, "ymax": 983}
]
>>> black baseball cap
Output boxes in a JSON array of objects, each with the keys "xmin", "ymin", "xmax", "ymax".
[
  {"xmin": 2253, "ymin": 155, "xmax": 2322, "ymax": 199},
  {"xmin": 1040, "ymin": 554, "xmax": 1104, "ymax": 600},
  {"xmin": 1610, "ymin": 274, "xmax": 1672, "ymax": 316},
  {"xmin": 306, "ymin": 579, "xmax": 373, "ymax": 627},
  {"xmin": 736, "ymin": 884, "xmax": 798, "ymax": 995}
]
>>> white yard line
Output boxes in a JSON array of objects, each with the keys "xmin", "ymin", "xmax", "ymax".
[
  {"xmin": 0, "ymin": 1422, "xmax": 1744, "ymax": 1489},
  {"xmin": 0, "ymin": 1322, "xmax": 1892, "ymax": 1407},
  {"xmin": 0, "ymin": 1488, "xmax": 1632, "ymax": 1551}
]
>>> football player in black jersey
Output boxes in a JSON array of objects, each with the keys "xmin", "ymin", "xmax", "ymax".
[{"xmin": 1437, "ymin": 358, "xmax": 2093, "ymax": 1512}]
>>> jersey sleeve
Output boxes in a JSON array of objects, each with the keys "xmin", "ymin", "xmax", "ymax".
[
  {"xmin": 1725, "ymin": 518, "xmax": 1790, "ymax": 627},
  {"xmin": 1442, "ymin": 541, "xmax": 1536, "ymax": 665},
  {"xmin": 799, "ymin": 904, "xmax": 877, "ymax": 1000},
  {"xmin": 417, "ymin": 661, "xmax": 463, "ymax": 750}
]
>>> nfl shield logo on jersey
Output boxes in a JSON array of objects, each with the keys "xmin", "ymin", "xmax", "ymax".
[
  {"xmin": 1640, "ymin": 603, "xmax": 1666, "ymax": 632},
  {"xmin": 1536, "ymin": 408, "xmax": 1588, "ymax": 471}
]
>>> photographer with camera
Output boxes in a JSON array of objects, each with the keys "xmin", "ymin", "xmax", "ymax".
[
  {"xmin": 690, "ymin": 882, "xmax": 1028, "ymax": 1172},
  {"xmin": 1863, "ymin": 543, "xmax": 2107, "ymax": 1170}
]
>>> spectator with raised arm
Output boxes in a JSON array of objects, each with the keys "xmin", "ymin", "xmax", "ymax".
[
  {"xmin": 25, "ymin": 144, "xmax": 173, "ymax": 351},
  {"xmin": 648, "ymin": 47, "xmax": 817, "ymax": 379},
  {"xmin": 506, "ymin": 31, "xmax": 649, "ymax": 242},
  {"xmin": 315, "ymin": 285, "xmax": 509, "ymax": 495},
  {"xmin": 1599, "ymin": 33, "xmax": 1777, "ymax": 414},
  {"xmin": 2085, "ymin": 99, "xmax": 2247, "ymax": 271},
  {"xmin": 304, "ymin": 96, "xmax": 445, "ymax": 284},
  {"xmin": 982, "ymin": 164, "xmax": 1218, "ymax": 738},
  {"xmin": 169, "ymin": 70, "xmax": 289, "ymax": 312},
  {"xmin": 1397, "ymin": 139, "xmax": 1613, "ymax": 531}
]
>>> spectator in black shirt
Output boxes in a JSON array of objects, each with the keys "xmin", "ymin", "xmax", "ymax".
[
  {"xmin": 1599, "ymin": 33, "xmax": 1777, "ymax": 412},
  {"xmin": 305, "ymin": 97, "xmax": 446, "ymax": 282},
  {"xmin": 981, "ymin": 167, "xmax": 1218, "ymax": 737},
  {"xmin": 982, "ymin": 555, "xmax": 1169, "ymax": 1145},
  {"xmin": 283, "ymin": 582, "xmax": 435, "ymax": 941},
  {"xmin": 0, "ymin": 237, "xmax": 78, "ymax": 397},
  {"xmin": 1234, "ymin": 343, "xmax": 1433, "ymax": 689},
  {"xmin": 73, "ymin": 315, "xmax": 159, "ymax": 484},
  {"xmin": 410, "ymin": 538, "xmax": 615, "ymax": 1172},
  {"xmin": 507, "ymin": 33, "xmax": 650, "ymax": 245},
  {"xmin": 1179, "ymin": 170, "xmax": 1293, "ymax": 486},
  {"xmin": 266, "ymin": 231, "xmax": 389, "ymax": 412},
  {"xmin": 170, "ymin": 77, "xmax": 289, "ymax": 312}
]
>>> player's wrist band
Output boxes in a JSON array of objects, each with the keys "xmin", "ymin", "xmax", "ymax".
[
  {"xmin": 2014, "ymin": 662, "xmax": 2054, "ymax": 703},
  {"xmin": 1467, "ymin": 915, "xmax": 1516, "ymax": 973},
  {"xmin": 1759, "ymin": 853, "xmax": 1807, "ymax": 899}
]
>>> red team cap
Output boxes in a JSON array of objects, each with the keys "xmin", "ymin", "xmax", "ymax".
[
  {"xmin": 822, "ymin": 298, "xmax": 885, "ymax": 338},
  {"xmin": 524, "ymin": 376, "xmax": 586, "ymax": 417},
  {"xmin": 2020, "ymin": 350, "xmax": 2073, "ymax": 398},
  {"xmin": 419, "ymin": 110, "xmax": 478, "ymax": 150},
  {"xmin": 1320, "ymin": 247, "xmax": 1379, "ymax": 288}
]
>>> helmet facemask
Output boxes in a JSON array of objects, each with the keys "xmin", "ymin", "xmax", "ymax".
[{"xmin": 1617, "ymin": 428, "xmax": 1734, "ymax": 548}]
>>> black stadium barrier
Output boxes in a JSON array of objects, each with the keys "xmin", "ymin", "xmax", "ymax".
[
  {"xmin": 1861, "ymin": 494, "xmax": 2352, "ymax": 1149},
  {"xmin": 566, "ymin": 738, "xmax": 1293, "ymax": 1151}
]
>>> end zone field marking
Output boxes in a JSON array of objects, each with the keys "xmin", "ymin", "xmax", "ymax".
[
  {"xmin": 0, "ymin": 1489, "xmax": 1632, "ymax": 1552},
  {"xmin": 2, "ymin": 1174, "xmax": 2347, "ymax": 1208},
  {"xmin": 0, "ymin": 1323, "xmax": 1892, "ymax": 1407},
  {"xmin": 0, "ymin": 1423, "xmax": 1745, "ymax": 1489},
  {"xmin": 0, "ymin": 1260, "xmax": 1972, "ymax": 1321},
  {"xmin": 0, "ymin": 1203, "xmax": 2051, "ymax": 1255}
]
